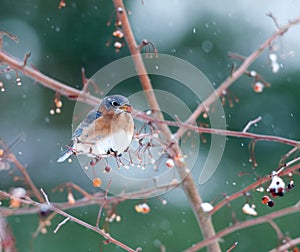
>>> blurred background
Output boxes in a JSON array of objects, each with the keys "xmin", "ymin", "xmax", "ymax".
[{"xmin": 1, "ymin": 0, "xmax": 300, "ymax": 251}]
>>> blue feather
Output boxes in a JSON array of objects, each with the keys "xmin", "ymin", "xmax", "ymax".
[
  {"xmin": 73, "ymin": 109, "xmax": 102, "ymax": 138},
  {"xmin": 57, "ymin": 143, "xmax": 74, "ymax": 162},
  {"xmin": 57, "ymin": 108, "xmax": 102, "ymax": 162}
]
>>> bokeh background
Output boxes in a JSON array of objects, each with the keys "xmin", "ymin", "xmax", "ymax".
[{"xmin": 1, "ymin": 0, "xmax": 300, "ymax": 251}]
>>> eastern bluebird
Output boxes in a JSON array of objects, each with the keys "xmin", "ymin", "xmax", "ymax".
[{"xmin": 57, "ymin": 95, "xmax": 134, "ymax": 162}]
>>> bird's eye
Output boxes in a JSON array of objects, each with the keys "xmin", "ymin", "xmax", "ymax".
[{"xmin": 111, "ymin": 101, "xmax": 120, "ymax": 107}]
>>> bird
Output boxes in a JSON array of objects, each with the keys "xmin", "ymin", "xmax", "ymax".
[{"xmin": 57, "ymin": 95, "xmax": 134, "ymax": 162}]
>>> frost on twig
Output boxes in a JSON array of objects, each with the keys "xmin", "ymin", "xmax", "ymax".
[
  {"xmin": 242, "ymin": 116, "xmax": 262, "ymax": 133},
  {"xmin": 40, "ymin": 188, "xmax": 51, "ymax": 206},
  {"xmin": 53, "ymin": 217, "xmax": 71, "ymax": 234}
]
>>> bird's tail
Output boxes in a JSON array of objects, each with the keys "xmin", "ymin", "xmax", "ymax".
[{"xmin": 57, "ymin": 144, "xmax": 74, "ymax": 163}]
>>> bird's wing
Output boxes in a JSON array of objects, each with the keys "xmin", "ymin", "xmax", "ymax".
[
  {"xmin": 57, "ymin": 144, "xmax": 74, "ymax": 162},
  {"xmin": 57, "ymin": 106, "xmax": 102, "ymax": 162},
  {"xmin": 72, "ymin": 107, "xmax": 102, "ymax": 139}
]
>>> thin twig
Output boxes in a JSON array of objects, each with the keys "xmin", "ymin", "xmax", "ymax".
[
  {"xmin": 1, "ymin": 48, "xmax": 300, "ymax": 148},
  {"xmin": 267, "ymin": 12, "xmax": 281, "ymax": 30},
  {"xmin": 174, "ymin": 16, "xmax": 300, "ymax": 140},
  {"xmin": 53, "ymin": 217, "xmax": 71, "ymax": 234},
  {"xmin": 184, "ymin": 202, "xmax": 300, "ymax": 252},
  {"xmin": 52, "ymin": 182, "xmax": 94, "ymax": 199},
  {"xmin": 112, "ymin": 1, "xmax": 221, "ymax": 251},
  {"xmin": 40, "ymin": 188, "xmax": 51, "ymax": 206},
  {"xmin": 228, "ymin": 52, "xmax": 246, "ymax": 61},
  {"xmin": 279, "ymin": 146, "xmax": 299, "ymax": 166},
  {"xmin": 49, "ymin": 205, "xmax": 137, "ymax": 252},
  {"xmin": 285, "ymin": 156, "xmax": 300, "ymax": 167},
  {"xmin": 0, "ymin": 50, "xmax": 100, "ymax": 106},
  {"xmin": 1, "ymin": 11, "xmax": 300, "ymax": 252},
  {"xmin": 0, "ymin": 31, "xmax": 19, "ymax": 49},
  {"xmin": 22, "ymin": 52, "xmax": 31, "ymax": 66},
  {"xmin": 96, "ymin": 179, "xmax": 112, "ymax": 228},
  {"xmin": 210, "ymin": 162, "xmax": 300, "ymax": 215},
  {"xmin": 226, "ymin": 241, "xmax": 238, "ymax": 252},
  {"xmin": 242, "ymin": 116, "xmax": 262, "ymax": 133},
  {"xmin": 0, "ymin": 190, "xmax": 138, "ymax": 252},
  {"xmin": 161, "ymin": 118, "xmax": 300, "ymax": 146},
  {"xmin": 268, "ymin": 220, "xmax": 284, "ymax": 240},
  {"xmin": 0, "ymin": 182, "xmax": 180, "ymax": 217},
  {"xmin": 269, "ymin": 237, "xmax": 300, "ymax": 252},
  {"xmin": 8, "ymin": 153, "xmax": 44, "ymax": 203}
]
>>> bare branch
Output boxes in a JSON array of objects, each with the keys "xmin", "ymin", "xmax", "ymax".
[
  {"xmin": 226, "ymin": 241, "xmax": 238, "ymax": 252},
  {"xmin": 1, "ymin": 47, "xmax": 300, "ymax": 149},
  {"xmin": 269, "ymin": 237, "xmax": 300, "ymax": 252},
  {"xmin": 112, "ymin": 1, "xmax": 221, "ymax": 251},
  {"xmin": 210, "ymin": 162, "xmax": 300, "ymax": 215},
  {"xmin": 184, "ymin": 203, "xmax": 300, "ymax": 251},
  {"xmin": 53, "ymin": 217, "xmax": 71, "ymax": 234},
  {"xmin": 268, "ymin": 220, "xmax": 284, "ymax": 240},
  {"xmin": 267, "ymin": 12, "xmax": 281, "ymax": 30},
  {"xmin": 0, "ymin": 190, "xmax": 138, "ymax": 252},
  {"xmin": 174, "ymin": 15, "xmax": 300, "ymax": 140},
  {"xmin": 52, "ymin": 182, "xmax": 95, "ymax": 199},
  {"xmin": 0, "ymin": 50, "xmax": 100, "ymax": 107},
  {"xmin": 1, "ymin": 8, "xmax": 300, "ymax": 252},
  {"xmin": 7, "ymin": 153, "xmax": 44, "ymax": 203},
  {"xmin": 242, "ymin": 116, "xmax": 262, "ymax": 133},
  {"xmin": 0, "ymin": 216, "xmax": 17, "ymax": 252},
  {"xmin": 40, "ymin": 188, "xmax": 51, "ymax": 206},
  {"xmin": 96, "ymin": 179, "xmax": 112, "ymax": 228},
  {"xmin": 22, "ymin": 52, "xmax": 31, "ymax": 66}
]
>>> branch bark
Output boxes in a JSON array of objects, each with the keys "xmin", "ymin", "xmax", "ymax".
[
  {"xmin": 8, "ymin": 153, "xmax": 44, "ymax": 203},
  {"xmin": 269, "ymin": 237, "xmax": 300, "ymax": 252},
  {"xmin": 1, "ymin": 48, "xmax": 299, "ymax": 148},
  {"xmin": 210, "ymin": 163, "xmax": 300, "ymax": 215},
  {"xmin": 0, "ymin": 190, "xmax": 139, "ymax": 252},
  {"xmin": 0, "ymin": 50, "xmax": 100, "ymax": 106},
  {"xmin": 1, "ymin": 7, "xmax": 300, "ymax": 252},
  {"xmin": 112, "ymin": 0, "xmax": 221, "ymax": 251},
  {"xmin": 184, "ymin": 202, "xmax": 300, "ymax": 251},
  {"xmin": 174, "ymin": 15, "xmax": 300, "ymax": 140}
]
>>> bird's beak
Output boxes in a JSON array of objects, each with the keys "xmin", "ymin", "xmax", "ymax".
[{"xmin": 119, "ymin": 104, "xmax": 132, "ymax": 113}]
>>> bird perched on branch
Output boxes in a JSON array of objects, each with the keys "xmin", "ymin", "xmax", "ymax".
[{"xmin": 57, "ymin": 95, "xmax": 134, "ymax": 162}]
